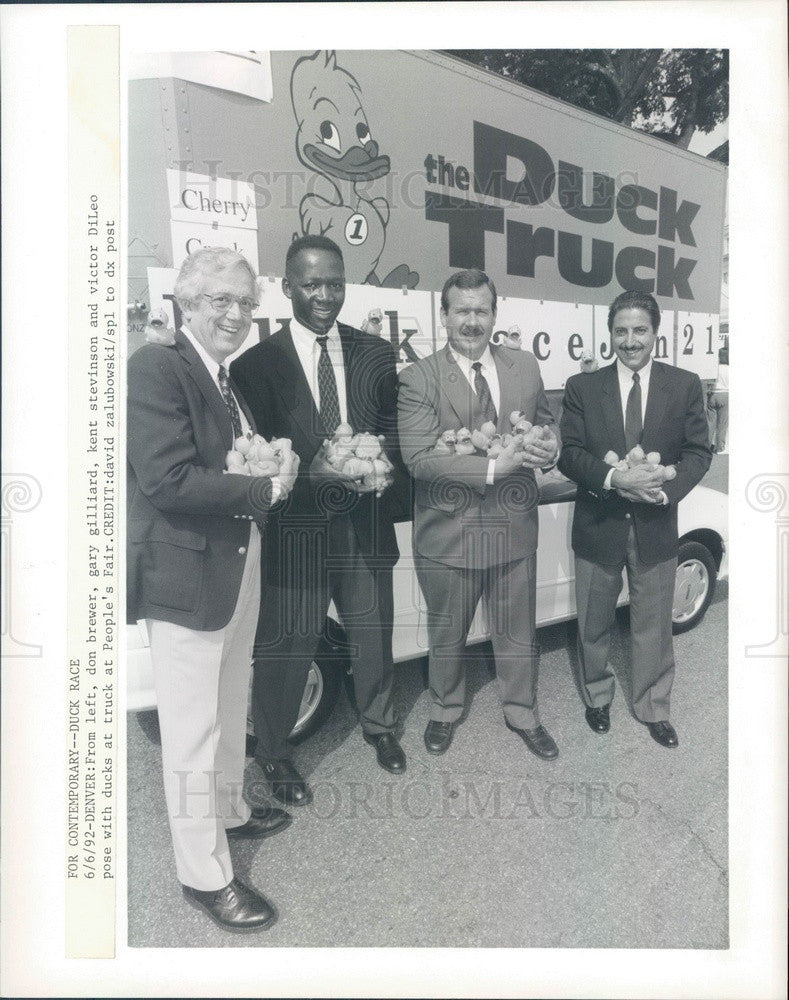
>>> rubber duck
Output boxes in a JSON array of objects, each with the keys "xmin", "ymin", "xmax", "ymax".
[{"xmin": 290, "ymin": 50, "xmax": 418, "ymax": 288}]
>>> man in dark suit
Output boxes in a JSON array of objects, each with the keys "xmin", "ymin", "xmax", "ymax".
[
  {"xmin": 397, "ymin": 269, "xmax": 560, "ymax": 760},
  {"xmin": 231, "ymin": 235, "xmax": 407, "ymax": 798},
  {"xmin": 127, "ymin": 248, "xmax": 298, "ymax": 931},
  {"xmin": 558, "ymin": 290, "xmax": 712, "ymax": 748}
]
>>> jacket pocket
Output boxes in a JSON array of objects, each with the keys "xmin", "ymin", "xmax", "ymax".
[{"xmin": 130, "ymin": 520, "xmax": 206, "ymax": 613}]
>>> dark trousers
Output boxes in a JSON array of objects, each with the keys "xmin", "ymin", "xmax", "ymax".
[
  {"xmin": 415, "ymin": 553, "xmax": 541, "ymax": 729},
  {"xmin": 252, "ymin": 514, "xmax": 396, "ymax": 761},
  {"xmin": 574, "ymin": 525, "xmax": 677, "ymax": 722}
]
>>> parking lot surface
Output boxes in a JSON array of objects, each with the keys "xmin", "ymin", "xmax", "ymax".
[{"xmin": 127, "ymin": 576, "xmax": 728, "ymax": 949}]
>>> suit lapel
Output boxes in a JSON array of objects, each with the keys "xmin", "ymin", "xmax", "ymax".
[
  {"xmin": 439, "ymin": 345, "xmax": 477, "ymax": 429},
  {"xmin": 269, "ymin": 327, "xmax": 327, "ymax": 444},
  {"xmin": 492, "ymin": 345, "xmax": 519, "ymax": 433},
  {"xmin": 339, "ymin": 324, "xmax": 361, "ymax": 431},
  {"xmin": 174, "ymin": 331, "xmax": 234, "ymax": 447},
  {"xmin": 642, "ymin": 361, "xmax": 671, "ymax": 446},
  {"xmin": 600, "ymin": 362, "xmax": 626, "ymax": 455}
]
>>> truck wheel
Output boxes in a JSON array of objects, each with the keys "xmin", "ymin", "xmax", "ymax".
[
  {"xmin": 672, "ymin": 540, "xmax": 717, "ymax": 634},
  {"xmin": 246, "ymin": 630, "xmax": 348, "ymax": 755}
]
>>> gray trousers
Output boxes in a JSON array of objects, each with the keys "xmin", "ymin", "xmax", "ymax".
[
  {"xmin": 574, "ymin": 526, "xmax": 677, "ymax": 723},
  {"xmin": 416, "ymin": 553, "xmax": 540, "ymax": 729}
]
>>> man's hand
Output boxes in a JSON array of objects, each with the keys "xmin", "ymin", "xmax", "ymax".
[
  {"xmin": 615, "ymin": 485, "xmax": 663, "ymax": 504},
  {"xmin": 275, "ymin": 452, "xmax": 300, "ymax": 498},
  {"xmin": 611, "ymin": 463, "xmax": 665, "ymax": 493},
  {"xmin": 493, "ymin": 447, "xmax": 528, "ymax": 479},
  {"xmin": 520, "ymin": 428, "xmax": 559, "ymax": 469}
]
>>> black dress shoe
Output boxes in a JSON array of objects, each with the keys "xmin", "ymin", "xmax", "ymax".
[
  {"xmin": 226, "ymin": 806, "xmax": 292, "ymax": 840},
  {"xmin": 585, "ymin": 704, "xmax": 611, "ymax": 734},
  {"xmin": 424, "ymin": 720, "xmax": 453, "ymax": 755},
  {"xmin": 258, "ymin": 759, "xmax": 313, "ymax": 806},
  {"xmin": 506, "ymin": 722, "xmax": 559, "ymax": 760},
  {"xmin": 647, "ymin": 720, "xmax": 679, "ymax": 748},
  {"xmin": 363, "ymin": 731, "xmax": 406, "ymax": 773},
  {"xmin": 182, "ymin": 877, "xmax": 277, "ymax": 931}
]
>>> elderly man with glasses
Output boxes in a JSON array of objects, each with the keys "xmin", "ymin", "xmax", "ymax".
[{"xmin": 127, "ymin": 247, "xmax": 299, "ymax": 932}]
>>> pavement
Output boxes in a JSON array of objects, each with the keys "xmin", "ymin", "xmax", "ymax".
[{"xmin": 127, "ymin": 453, "xmax": 728, "ymax": 948}]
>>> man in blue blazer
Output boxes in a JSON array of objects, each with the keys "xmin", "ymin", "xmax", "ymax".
[
  {"xmin": 127, "ymin": 248, "xmax": 297, "ymax": 931},
  {"xmin": 558, "ymin": 290, "xmax": 712, "ymax": 748}
]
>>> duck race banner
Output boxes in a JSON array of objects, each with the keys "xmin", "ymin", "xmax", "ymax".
[{"xmin": 129, "ymin": 49, "xmax": 727, "ymax": 386}]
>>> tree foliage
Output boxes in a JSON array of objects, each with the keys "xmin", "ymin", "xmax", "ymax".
[{"xmin": 446, "ymin": 49, "xmax": 728, "ymax": 154}]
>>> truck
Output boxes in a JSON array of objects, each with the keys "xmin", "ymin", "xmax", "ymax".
[{"xmin": 126, "ymin": 48, "xmax": 728, "ymax": 739}]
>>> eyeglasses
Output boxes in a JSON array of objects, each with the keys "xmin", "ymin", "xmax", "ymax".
[{"xmin": 199, "ymin": 293, "xmax": 259, "ymax": 315}]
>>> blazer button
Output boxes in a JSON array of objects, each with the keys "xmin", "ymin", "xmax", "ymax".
[
  {"xmin": 238, "ymin": 546, "xmax": 247, "ymax": 554},
  {"xmin": 625, "ymin": 513, "xmax": 631, "ymax": 519}
]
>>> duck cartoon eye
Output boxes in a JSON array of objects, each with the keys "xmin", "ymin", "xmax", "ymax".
[
  {"xmin": 356, "ymin": 122, "xmax": 370, "ymax": 142},
  {"xmin": 319, "ymin": 120, "xmax": 341, "ymax": 152}
]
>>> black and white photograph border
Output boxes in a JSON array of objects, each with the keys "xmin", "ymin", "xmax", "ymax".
[{"xmin": 1, "ymin": 2, "xmax": 786, "ymax": 999}]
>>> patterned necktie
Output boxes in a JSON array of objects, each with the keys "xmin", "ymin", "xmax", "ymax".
[
  {"xmin": 472, "ymin": 361, "xmax": 497, "ymax": 425},
  {"xmin": 624, "ymin": 372, "xmax": 643, "ymax": 451},
  {"xmin": 316, "ymin": 336, "xmax": 341, "ymax": 436},
  {"xmin": 218, "ymin": 364, "xmax": 243, "ymax": 439}
]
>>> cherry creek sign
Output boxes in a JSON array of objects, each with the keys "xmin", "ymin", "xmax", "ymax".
[{"xmin": 131, "ymin": 49, "xmax": 727, "ymax": 384}]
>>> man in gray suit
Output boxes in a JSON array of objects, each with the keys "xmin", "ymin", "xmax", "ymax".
[{"xmin": 397, "ymin": 269, "xmax": 559, "ymax": 759}]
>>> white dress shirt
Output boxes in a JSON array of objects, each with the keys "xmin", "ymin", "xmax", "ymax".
[
  {"xmin": 289, "ymin": 317, "xmax": 349, "ymax": 425},
  {"xmin": 182, "ymin": 326, "xmax": 252, "ymax": 438},
  {"xmin": 448, "ymin": 344, "xmax": 501, "ymax": 485}
]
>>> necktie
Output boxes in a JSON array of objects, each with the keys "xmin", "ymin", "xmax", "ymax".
[
  {"xmin": 316, "ymin": 336, "xmax": 341, "ymax": 436},
  {"xmin": 624, "ymin": 372, "xmax": 643, "ymax": 451},
  {"xmin": 218, "ymin": 364, "xmax": 243, "ymax": 439},
  {"xmin": 472, "ymin": 361, "xmax": 497, "ymax": 425}
]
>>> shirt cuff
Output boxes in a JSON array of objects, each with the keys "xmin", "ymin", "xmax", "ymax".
[
  {"xmin": 270, "ymin": 476, "xmax": 284, "ymax": 504},
  {"xmin": 486, "ymin": 459, "xmax": 496, "ymax": 486},
  {"xmin": 603, "ymin": 467, "xmax": 616, "ymax": 491}
]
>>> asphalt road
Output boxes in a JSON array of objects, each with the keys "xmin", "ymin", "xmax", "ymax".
[{"xmin": 127, "ymin": 456, "xmax": 728, "ymax": 949}]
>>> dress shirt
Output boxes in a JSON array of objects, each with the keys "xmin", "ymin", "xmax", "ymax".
[
  {"xmin": 604, "ymin": 357, "xmax": 666, "ymax": 503},
  {"xmin": 447, "ymin": 344, "xmax": 500, "ymax": 485},
  {"xmin": 182, "ymin": 327, "xmax": 252, "ymax": 438},
  {"xmin": 289, "ymin": 317, "xmax": 349, "ymax": 426},
  {"xmin": 181, "ymin": 326, "xmax": 282, "ymax": 503}
]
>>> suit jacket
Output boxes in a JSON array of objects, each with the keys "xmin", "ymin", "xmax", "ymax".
[
  {"xmin": 558, "ymin": 361, "xmax": 712, "ymax": 566},
  {"xmin": 398, "ymin": 344, "xmax": 555, "ymax": 569},
  {"xmin": 230, "ymin": 322, "xmax": 405, "ymax": 580},
  {"xmin": 127, "ymin": 331, "xmax": 275, "ymax": 629}
]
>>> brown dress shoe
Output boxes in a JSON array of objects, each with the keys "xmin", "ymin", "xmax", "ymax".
[
  {"xmin": 226, "ymin": 806, "xmax": 292, "ymax": 840},
  {"xmin": 506, "ymin": 722, "xmax": 559, "ymax": 760},
  {"xmin": 182, "ymin": 877, "xmax": 277, "ymax": 931},
  {"xmin": 585, "ymin": 704, "xmax": 611, "ymax": 734},
  {"xmin": 647, "ymin": 720, "xmax": 679, "ymax": 748},
  {"xmin": 424, "ymin": 720, "xmax": 454, "ymax": 755},
  {"xmin": 258, "ymin": 759, "xmax": 313, "ymax": 806},
  {"xmin": 363, "ymin": 731, "xmax": 407, "ymax": 773}
]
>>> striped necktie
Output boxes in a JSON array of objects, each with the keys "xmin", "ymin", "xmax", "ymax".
[{"xmin": 472, "ymin": 361, "xmax": 497, "ymax": 425}]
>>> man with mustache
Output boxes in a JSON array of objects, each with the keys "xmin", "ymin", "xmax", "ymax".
[
  {"xmin": 397, "ymin": 269, "xmax": 560, "ymax": 760},
  {"xmin": 558, "ymin": 290, "xmax": 712, "ymax": 748}
]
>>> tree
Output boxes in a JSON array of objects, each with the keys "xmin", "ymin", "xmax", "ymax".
[{"xmin": 446, "ymin": 49, "xmax": 728, "ymax": 152}]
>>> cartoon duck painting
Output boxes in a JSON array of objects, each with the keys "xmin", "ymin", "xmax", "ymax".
[{"xmin": 290, "ymin": 50, "xmax": 419, "ymax": 289}]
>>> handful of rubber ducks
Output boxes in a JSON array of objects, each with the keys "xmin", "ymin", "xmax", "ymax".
[
  {"xmin": 434, "ymin": 410, "xmax": 556, "ymax": 459},
  {"xmin": 604, "ymin": 445, "xmax": 677, "ymax": 483},
  {"xmin": 225, "ymin": 434, "xmax": 300, "ymax": 492},
  {"xmin": 314, "ymin": 422, "xmax": 394, "ymax": 496}
]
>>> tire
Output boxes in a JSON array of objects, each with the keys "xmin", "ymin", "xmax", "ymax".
[
  {"xmin": 246, "ymin": 624, "xmax": 349, "ymax": 755},
  {"xmin": 672, "ymin": 540, "xmax": 717, "ymax": 634}
]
